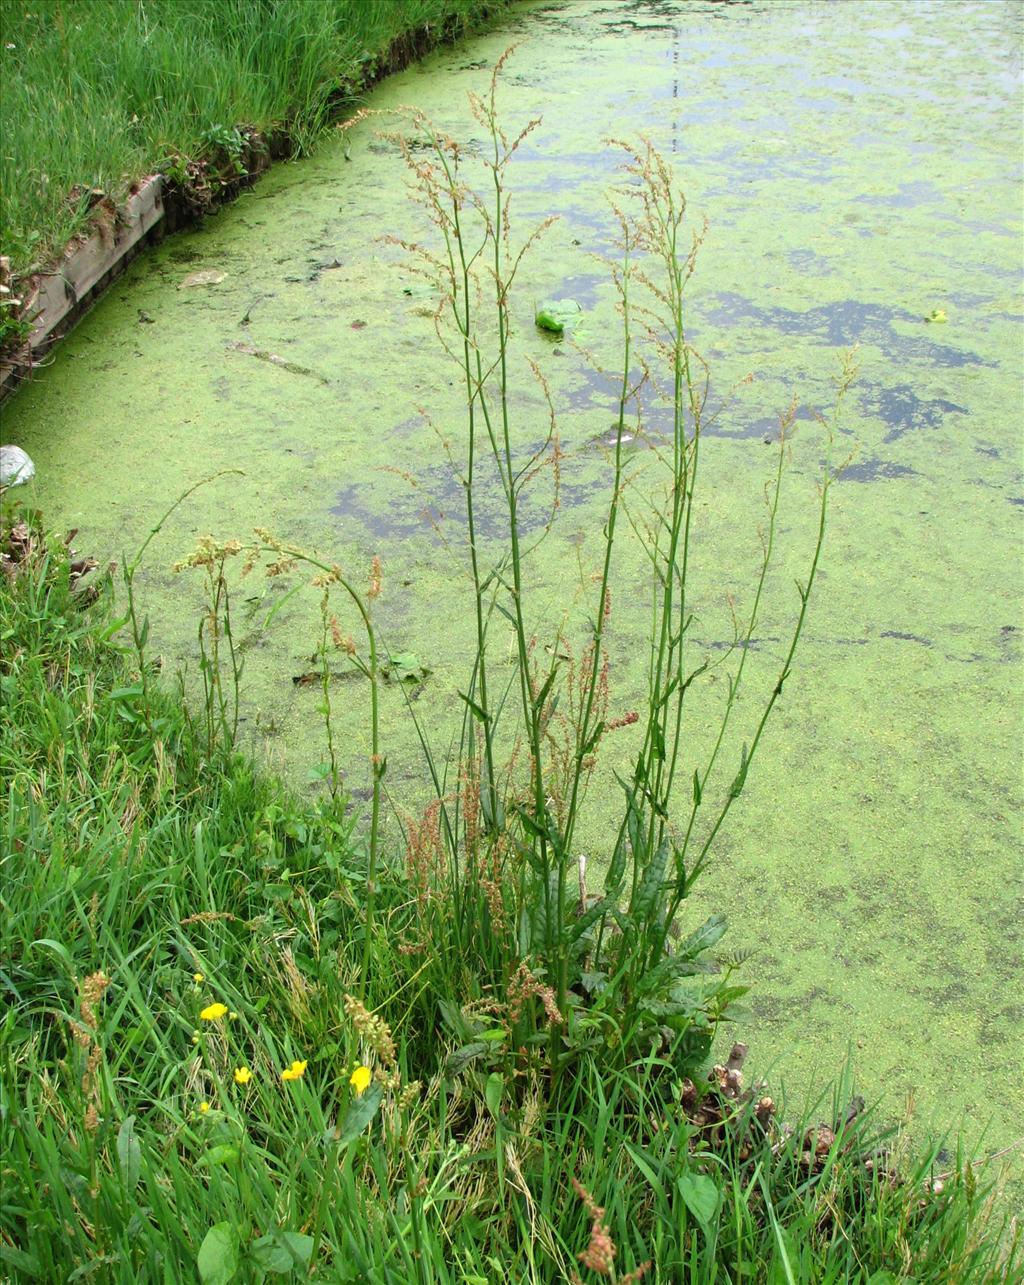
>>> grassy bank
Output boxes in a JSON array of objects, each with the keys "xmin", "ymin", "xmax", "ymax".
[
  {"xmin": 0, "ymin": 517, "xmax": 1018, "ymax": 1281},
  {"xmin": 0, "ymin": 0, "xmax": 505, "ymax": 293}
]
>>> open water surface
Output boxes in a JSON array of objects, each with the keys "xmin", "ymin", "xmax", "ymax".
[{"xmin": 3, "ymin": 0, "xmax": 1021, "ymax": 1163}]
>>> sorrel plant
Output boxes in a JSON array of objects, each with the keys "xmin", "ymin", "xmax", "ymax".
[{"xmin": 344, "ymin": 56, "xmax": 858, "ymax": 1086}]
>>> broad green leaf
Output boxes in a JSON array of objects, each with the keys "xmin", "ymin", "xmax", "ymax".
[
  {"xmin": 445, "ymin": 1041, "xmax": 489, "ymax": 1076},
  {"xmin": 579, "ymin": 971, "xmax": 608, "ymax": 997},
  {"xmin": 604, "ymin": 817, "xmax": 629, "ymax": 895},
  {"xmin": 251, "ymin": 1232, "xmax": 314, "ymax": 1274},
  {"xmin": 566, "ymin": 895, "xmax": 609, "ymax": 943},
  {"xmin": 631, "ymin": 838, "xmax": 670, "ymax": 922},
  {"xmin": 0, "ymin": 1244, "xmax": 40, "ymax": 1277},
  {"xmin": 484, "ymin": 1072, "xmax": 503, "ymax": 1119},
  {"xmin": 338, "ymin": 1082, "xmax": 383, "ymax": 1145},
  {"xmin": 116, "ymin": 1115, "xmax": 141, "ymax": 1190},
  {"xmin": 250, "ymin": 1237, "xmax": 293, "ymax": 1274},
  {"xmin": 280, "ymin": 1235, "xmax": 313, "ymax": 1268},
  {"xmin": 197, "ymin": 1222, "xmax": 240, "ymax": 1285},
  {"xmin": 200, "ymin": 1144, "xmax": 240, "ymax": 1167},
  {"xmin": 639, "ymin": 994, "xmax": 700, "ymax": 1019},
  {"xmin": 677, "ymin": 1171, "xmax": 720, "ymax": 1235},
  {"xmin": 677, "ymin": 913, "xmax": 728, "ymax": 960}
]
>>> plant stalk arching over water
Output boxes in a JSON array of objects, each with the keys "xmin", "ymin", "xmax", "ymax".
[{"xmin": 358, "ymin": 53, "xmax": 857, "ymax": 1070}]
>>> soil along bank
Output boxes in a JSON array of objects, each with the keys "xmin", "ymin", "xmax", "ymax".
[
  {"xmin": 2, "ymin": 0, "xmax": 1021, "ymax": 1197},
  {"xmin": 0, "ymin": 0, "xmax": 511, "ymax": 385}
]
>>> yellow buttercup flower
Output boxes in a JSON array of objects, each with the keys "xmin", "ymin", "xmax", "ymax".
[
  {"xmin": 200, "ymin": 1003, "xmax": 228, "ymax": 1021},
  {"xmin": 192, "ymin": 972, "xmax": 205, "ymax": 983},
  {"xmin": 199, "ymin": 1101, "xmax": 211, "ymax": 1114},
  {"xmin": 281, "ymin": 1059, "xmax": 308, "ymax": 1082},
  {"xmin": 234, "ymin": 1066, "xmax": 252, "ymax": 1085},
  {"xmin": 350, "ymin": 1065, "xmax": 372, "ymax": 1096}
]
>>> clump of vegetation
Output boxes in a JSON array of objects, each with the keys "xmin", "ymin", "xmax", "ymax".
[
  {"xmin": 1, "ymin": 57, "xmax": 1019, "ymax": 1284},
  {"xmin": 0, "ymin": 0, "xmax": 507, "ymax": 325}
]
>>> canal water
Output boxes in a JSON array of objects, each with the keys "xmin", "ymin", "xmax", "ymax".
[{"xmin": 3, "ymin": 0, "xmax": 1021, "ymax": 1162}]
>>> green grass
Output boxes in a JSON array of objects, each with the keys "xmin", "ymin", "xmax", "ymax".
[
  {"xmin": 0, "ymin": 0, "xmax": 505, "ymax": 281},
  {"xmin": 0, "ymin": 530, "xmax": 1018, "ymax": 1282}
]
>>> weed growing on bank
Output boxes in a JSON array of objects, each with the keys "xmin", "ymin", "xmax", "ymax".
[{"xmin": 1, "ymin": 57, "xmax": 1020, "ymax": 1285}]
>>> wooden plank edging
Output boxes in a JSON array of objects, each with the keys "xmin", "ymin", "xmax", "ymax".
[{"xmin": 0, "ymin": 175, "xmax": 165, "ymax": 401}]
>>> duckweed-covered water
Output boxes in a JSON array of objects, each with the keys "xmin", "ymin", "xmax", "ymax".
[{"xmin": 3, "ymin": 0, "xmax": 1021, "ymax": 1165}]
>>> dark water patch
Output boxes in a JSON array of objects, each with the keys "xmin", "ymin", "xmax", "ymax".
[
  {"xmin": 880, "ymin": 630, "xmax": 932, "ymax": 647},
  {"xmin": 859, "ymin": 383, "xmax": 967, "ymax": 443},
  {"xmin": 700, "ymin": 145, "xmax": 838, "ymax": 189},
  {"xmin": 537, "ymin": 203, "xmax": 618, "ymax": 255},
  {"xmin": 861, "ymin": 179, "xmax": 944, "ymax": 209},
  {"xmin": 332, "ymin": 458, "xmax": 607, "ymax": 544},
  {"xmin": 166, "ymin": 246, "xmax": 206, "ymax": 265},
  {"xmin": 838, "ymin": 457, "xmax": 919, "ymax": 483},
  {"xmin": 705, "ymin": 407, "xmax": 819, "ymax": 442},
  {"xmin": 563, "ymin": 364, "xmax": 821, "ymax": 443},
  {"xmin": 583, "ymin": 424, "xmax": 647, "ymax": 452},
  {"xmin": 701, "ymin": 635, "xmax": 778, "ymax": 651},
  {"xmin": 786, "ymin": 248, "xmax": 835, "ymax": 276},
  {"xmin": 598, "ymin": 15, "xmax": 679, "ymax": 34},
  {"xmin": 997, "ymin": 625, "xmax": 1021, "ymax": 663},
  {"xmin": 516, "ymin": 146, "xmax": 622, "ymax": 191},
  {"xmin": 699, "ymin": 292, "xmax": 992, "ymax": 368},
  {"xmin": 332, "ymin": 477, "xmax": 455, "ymax": 542},
  {"xmin": 551, "ymin": 271, "xmax": 606, "ymax": 310},
  {"xmin": 927, "ymin": 978, "xmax": 972, "ymax": 1007}
]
